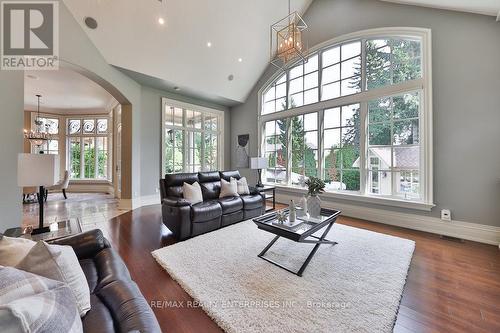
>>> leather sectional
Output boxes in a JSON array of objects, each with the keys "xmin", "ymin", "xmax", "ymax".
[
  {"xmin": 160, "ymin": 170, "xmax": 265, "ymax": 240},
  {"xmin": 50, "ymin": 229, "xmax": 161, "ymax": 333}
]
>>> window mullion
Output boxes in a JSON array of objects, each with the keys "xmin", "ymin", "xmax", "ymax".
[
  {"xmin": 80, "ymin": 136, "xmax": 84, "ymax": 178},
  {"xmin": 285, "ymin": 71, "xmax": 290, "ymax": 110},
  {"xmin": 318, "ymin": 109, "xmax": 324, "ymax": 181},
  {"xmin": 359, "ymin": 102, "xmax": 367, "ymax": 195},
  {"xmin": 183, "ymin": 110, "xmax": 187, "ymax": 172},
  {"xmin": 361, "ymin": 38, "xmax": 367, "ymax": 92},
  {"xmin": 201, "ymin": 130, "xmax": 205, "ymax": 171},
  {"xmin": 286, "ymin": 118, "xmax": 292, "ymax": 185},
  {"xmin": 318, "ymin": 51, "xmax": 323, "ymax": 102}
]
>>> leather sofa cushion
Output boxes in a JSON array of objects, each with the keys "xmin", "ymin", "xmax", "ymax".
[
  {"xmin": 200, "ymin": 181, "xmax": 221, "ymax": 200},
  {"xmin": 80, "ymin": 259, "xmax": 98, "ymax": 293},
  {"xmin": 191, "ymin": 200, "xmax": 222, "ymax": 222},
  {"xmin": 198, "ymin": 171, "xmax": 220, "ymax": 183},
  {"xmin": 241, "ymin": 194, "xmax": 263, "ymax": 210},
  {"xmin": 217, "ymin": 196, "xmax": 243, "ymax": 214},
  {"xmin": 164, "ymin": 173, "xmax": 199, "ymax": 197},
  {"xmin": 96, "ymin": 279, "xmax": 160, "ymax": 333},
  {"xmin": 82, "ymin": 294, "xmax": 116, "ymax": 333},
  {"xmin": 94, "ymin": 248, "xmax": 131, "ymax": 289},
  {"xmin": 220, "ymin": 170, "xmax": 241, "ymax": 181}
]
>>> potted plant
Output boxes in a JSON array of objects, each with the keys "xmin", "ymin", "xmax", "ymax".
[{"xmin": 305, "ymin": 177, "xmax": 325, "ymax": 218}]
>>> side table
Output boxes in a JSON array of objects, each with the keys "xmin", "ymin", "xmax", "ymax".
[
  {"xmin": 3, "ymin": 218, "xmax": 82, "ymax": 242},
  {"xmin": 256, "ymin": 185, "xmax": 276, "ymax": 212}
]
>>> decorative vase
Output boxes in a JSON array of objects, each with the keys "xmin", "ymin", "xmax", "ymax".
[
  {"xmin": 307, "ymin": 195, "xmax": 321, "ymax": 218},
  {"xmin": 299, "ymin": 195, "xmax": 308, "ymax": 216},
  {"xmin": 289, "ymin": 200, "xmax": 296, "ymax": 223}
]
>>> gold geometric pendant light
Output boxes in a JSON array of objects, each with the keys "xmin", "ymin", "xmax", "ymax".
[{"xmin": 270, "ymin": 0, "xmax": 308, "ymax": 70}]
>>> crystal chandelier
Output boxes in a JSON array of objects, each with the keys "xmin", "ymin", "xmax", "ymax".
[
  {"xmin": 270, "ymin": 0, "xmax": 308, "ymax": 70},
  {"xmin": 24, "ymin": 94, "xmax": 51, "ymax": 147}
]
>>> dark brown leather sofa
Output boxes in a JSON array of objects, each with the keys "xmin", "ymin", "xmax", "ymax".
[
  {"xmin": 159, "ymin": 170, "xmax": 265, "ymax": 240},
  {"xmin": 51, "ymin": 229, "xmax": 161, "ymax": 333}
]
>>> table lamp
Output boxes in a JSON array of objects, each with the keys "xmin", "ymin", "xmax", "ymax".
[
  {"xmin": 250, "ymin": 157, "xmax": 267, "ymax": 187},
  {"xmin": 18, "ymin": 153, "xmax": 59, "ymax": 235}
]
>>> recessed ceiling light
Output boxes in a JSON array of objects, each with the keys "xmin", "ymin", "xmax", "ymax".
[
  {"xmin": 206, "ymin": 41, "xmax": 212, "ymax": 48},
  {"xmin": 238, "ymin": 58, "xmax": 243, "ymax": 63},
  {"xmin": 158, "ymin": 17, "xmax": 165, "ymax": 25},
  {"xmin": 84, "ymin": 17, "xmax": 98, "ymax": 30}
]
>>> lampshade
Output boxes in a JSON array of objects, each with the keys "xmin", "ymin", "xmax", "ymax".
[
  {"xmin": 250, "ymin": 157, "xmax": 267, "ymax": 170},
  {"xmin": 17, "ymin": 154, "xmax": 59, "ymax": 187}
]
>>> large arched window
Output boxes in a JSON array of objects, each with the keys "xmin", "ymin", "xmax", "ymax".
[{"xmin": 258, "ymin": 28, "xmax": 433, "ymax": 210}]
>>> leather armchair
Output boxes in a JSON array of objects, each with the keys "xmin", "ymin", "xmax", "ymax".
[
  {"xmin": 160, "ymin": 170, "xmax": 265, "ymax": 240},
  {"xmin": 51, "ymin": 230, "xmax": 161, "ymax": 333}
]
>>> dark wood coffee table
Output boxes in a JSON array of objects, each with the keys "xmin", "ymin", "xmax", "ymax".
[{"xmin": 253, "ymin": 208, "xmax": 341, "ymax": 277}]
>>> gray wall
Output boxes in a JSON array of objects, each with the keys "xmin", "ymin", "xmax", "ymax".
[
  {"xmin": 140, "ymin": 86, "xmax": 230, "ymax": 197},
  {"xmin": 0, "ymin": 70, "xmax": 24, "ymax": 230},
  {"xmin": 231, "ymin": 0, "xmax": 500, "ymax": 227}
]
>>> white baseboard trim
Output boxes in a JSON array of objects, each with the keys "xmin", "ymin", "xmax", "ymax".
[
  {"xmin": 138, "ymin": 194, "xmax": 161, "ymax": 207},
  {"xmin": 276, "ymin": 192, "xmax": 500, "ymax": 246},
  {"xmin": 67, "ymin": 183, "xmax": 114, "ymax": 194},
  {"xmin": 118, "ymin": 194, "xmax": 161, "ymax": 211}
]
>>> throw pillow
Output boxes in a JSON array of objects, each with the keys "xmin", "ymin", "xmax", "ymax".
[
  {"xmin": 0, "ymin": 266, "xmax": 83, "ymax": 333},
  {"xmin": 232, "ymin": 177, "xmax": 250, "ymax": 195},
  {"xmin": 16, "ymin": 242, "xmax": 91, "ymax": 317},
  {"xmin": 0, "ymin": 236, "xmax": 36, "ymax": 267},
  {"xmin": 183, "ymin": 182, "xmax": 203, "ymax": 204},
  {"xmin": 220, "ymin": 178, "xmax": 239, "ymax": 198}
]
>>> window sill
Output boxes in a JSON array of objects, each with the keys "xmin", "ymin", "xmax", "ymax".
[
  {"xmin": 69, "ymin": 179, "xmax": 112, "ymax": 185},
  {"xmin": 271, "ymin": 184, "xmax": 435, "ymax": 211}
]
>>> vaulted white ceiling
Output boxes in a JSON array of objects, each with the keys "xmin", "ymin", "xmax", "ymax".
[
  {"xmin": 62, "ymin": 0, "xmax": 313, "ymax": 106},
  {"xmin": 62, "ymin": 0, "xmax": 499, "ymax": 106}
]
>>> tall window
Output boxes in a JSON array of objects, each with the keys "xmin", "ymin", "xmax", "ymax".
[
  {"xmin": 67, "ymin": 118, "xmax": 111, "ymax": 180},
  {"xmin": 31, "ymin": 116, "xmax": 59, "ymax": 155},
  {"xmin": 323, "ymin": 104, "xmax": 360, "ymax": 191},
  {"xmin": 259, "ymin": 28, "xmax": 432, "ymax": 206},
  {"xmin": 162, "ymin": 99, "xmax": 223, "ymax": 174},
  {"xmin": 264, "ymin": 119, "xmax": 287, "ymax": 184}
]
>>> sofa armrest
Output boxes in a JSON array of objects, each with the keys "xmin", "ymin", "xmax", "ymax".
[
  {"xmin": 50, "ymin": 229, "xmax": 110, "ymax": 260},
  {"xmin": 248, "ymin": 186, "xmax": 260, "ymax": 195},
  {"xmin": 162, "ymin": 196, "xmax": 191, "ymax": 207}
]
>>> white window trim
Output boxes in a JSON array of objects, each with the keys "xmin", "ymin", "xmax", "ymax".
[
  {"xmin": 161, "ymin": 98, "xmax": 225, "ymax": 176},
  {"xmin": 257, "ymin": 27, "xmax": 434, "ymax": 211},
  {"xmin": 66, "ymin": 116, "xmax": 112, "ymax": 181}
]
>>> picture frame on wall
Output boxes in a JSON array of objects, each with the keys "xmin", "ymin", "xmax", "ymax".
[{"xmin": 236, "ymin": 134, "xmax": 250, "ymax": 168}]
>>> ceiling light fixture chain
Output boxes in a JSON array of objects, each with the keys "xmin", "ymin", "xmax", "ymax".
[{"xmin": 24, "ymin": 94, "xmax": 51, "ymax": 148}]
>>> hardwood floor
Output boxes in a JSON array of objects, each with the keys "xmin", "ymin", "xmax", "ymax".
[{"xmin": 95, "ymin": 203, "xmax": 499, "ymax": 332}]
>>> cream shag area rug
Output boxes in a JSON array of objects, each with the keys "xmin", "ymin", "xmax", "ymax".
[{"xmin": 152, "ymin": 220, "xmax": 415, "ymax": 333}]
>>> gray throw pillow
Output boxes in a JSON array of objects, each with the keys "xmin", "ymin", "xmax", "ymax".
[
  {"xmin": 0, "ymin": 236, "xmax": 36, "ymax": 267},
  {"xmin": 220, "ymin": 178, "xmax": 239, "ymax": 198},
  {"xmin": 183, "ymin": 181, "xmax": 203, "ymax": 204},
  {"xmin": 16, "ymin": 241, "xmax": 91, "ymax": 317},
  {"xmin": 0, "ymin": 266, "xmax": 83, "ymax": 333}
]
